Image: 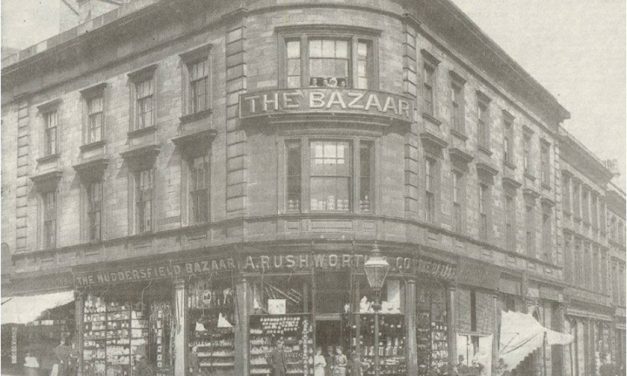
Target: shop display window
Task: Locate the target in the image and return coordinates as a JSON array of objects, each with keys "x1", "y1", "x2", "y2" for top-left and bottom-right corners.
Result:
[
  {"x1": 82, "y1": 282, "x2": 172, "y2": 376},
  {"x1": 187, "y1": 277, "x2": 235, "y2": 375},
  {"x1": 1, "y1": 301, "x2": 76, "y2": 376},
  {"x1": 416, "y1": 284, "x2": 449, "y2": 376},
  {"x1": 252, "y1": 275, "x2": 312, "y2": 315}
]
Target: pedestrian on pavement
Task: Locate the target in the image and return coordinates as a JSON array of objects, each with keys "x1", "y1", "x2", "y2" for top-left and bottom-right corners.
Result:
[{"x1": 269, "y1": 337, "x2": 288, "y2": 376}]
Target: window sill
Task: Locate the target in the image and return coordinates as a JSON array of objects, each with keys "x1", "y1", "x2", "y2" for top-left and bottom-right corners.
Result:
[
  {"x1": 128, "y1": 125, "x2": 157, "y2": 138},
  {"x1": 524, "y1": 172, "x2": 536, "y2": 181},
  {"x1": 180, "y1": 108, "x2": 213, "y2": 124},
  {"x1": 80, "y1": 140, "x2": 106, "y2": 152},
  {"x1": 450, "y1": 128, "x2": 468, "y2": 141},
  {"x1": 477, "y1": 145, "x2": 492, "y2": 156},
  {"x1": 37, "y1": 153, "x2": 60, "y2": 164},
  {"x1": 422, "y1": 112, "x2": 442, "y2": 126}
]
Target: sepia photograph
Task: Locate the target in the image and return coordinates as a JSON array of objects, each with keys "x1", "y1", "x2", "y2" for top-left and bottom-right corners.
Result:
[{"x1": 0, "y1": 0, "x2": 625, "y2": 376}]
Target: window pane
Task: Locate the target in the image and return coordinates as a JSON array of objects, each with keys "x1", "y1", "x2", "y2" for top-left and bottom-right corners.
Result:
[
  {"x1": 287, "y1": 77, "x2": 300, "y2": 89},
  {"x1": 286, "y1": 141, "x2": 301, "y2": 211},
  {"x1": 335, "y1": 40, "x2": 348, "y2": 58},
  {"x1": 357, "y1": 78, "x2": 368, "y2": 90},
  {"x1": 287, "y1": 59, "x2": 300, "y2": 75},
  {"x1": 309, "y1": 39, "x2": 322, "y2": 57},
  {"x1": 286, "y1": 40, "x2": 300, "y2": 58},
  {"x1": 322, "y1": 40, "x2": 335, "y2": 57},
  {"x1": 359, "y1": 142, "x2": 372, "y2": 212},
  {"x1": 310, "y1": 177, "x2": 350, "y2": 211},
  {"x1": 357, "y1": 42, "x2": 368, "y2": 57}
]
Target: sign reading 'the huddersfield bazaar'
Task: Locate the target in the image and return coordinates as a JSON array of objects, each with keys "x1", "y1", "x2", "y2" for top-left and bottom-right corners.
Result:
[
  {"x1": 239, "y1": 88, "x2": 415, "y2": 122},
  {"x1": 73, "y1": 253, "x2": 455, "y2": 287}
]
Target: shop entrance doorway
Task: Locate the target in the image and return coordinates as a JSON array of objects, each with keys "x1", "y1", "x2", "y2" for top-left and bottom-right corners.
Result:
[{"x1": 315, "y1": 319, "x2": 342, "y2": 351}]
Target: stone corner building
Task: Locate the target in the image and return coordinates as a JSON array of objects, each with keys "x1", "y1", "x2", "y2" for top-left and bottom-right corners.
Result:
[{"x1": 1, "y1": 1, "x2": 624, "y2": 375}]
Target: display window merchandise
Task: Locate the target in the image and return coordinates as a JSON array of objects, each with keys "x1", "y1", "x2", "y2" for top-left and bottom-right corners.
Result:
[{"x1": 81, "y1": 281, "x2": 173, "y2": 376}]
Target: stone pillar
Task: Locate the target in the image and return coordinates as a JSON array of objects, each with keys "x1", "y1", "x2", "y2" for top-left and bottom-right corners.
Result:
[
  {"x1": 404, "y1": 279, "x2": 418, "y2": 376},
  {"x1": 173, "y1": 279, "x2": 187, "y2": 376},
  {"x1": 448, "y1": 285, "x2": 457, "y2": 367},
  {"x1": 75, "y1": 291, "x2": 84, "y2": 376},
  {"x1": 235, "y1": 277, "x2": 250, "y2": 376}
]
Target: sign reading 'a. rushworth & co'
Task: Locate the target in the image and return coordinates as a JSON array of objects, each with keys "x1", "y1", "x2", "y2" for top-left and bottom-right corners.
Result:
[{"x1": 239, "y1": 88, "x2": 415, "y2": 122}]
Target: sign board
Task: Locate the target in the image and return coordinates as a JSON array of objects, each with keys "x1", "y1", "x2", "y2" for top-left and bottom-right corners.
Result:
[
  {"x1": 268, "y1": 299, "x2": 287, "y2": 315},
  {"x1": 240, "y1": 88, "x2": 414, "y2": 123},
  {"x1": 74, "y1": 252, "x2": 456, "y2": 288}
]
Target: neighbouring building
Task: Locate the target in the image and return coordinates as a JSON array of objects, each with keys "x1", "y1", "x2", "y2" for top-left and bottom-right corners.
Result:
[{"x1": 0, "y1": 1, "x2": 623, "y2": 376}]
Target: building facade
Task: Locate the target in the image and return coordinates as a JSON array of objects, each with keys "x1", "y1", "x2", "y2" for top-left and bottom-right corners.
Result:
[{"x1": 0, "y1": 0, "x2": 623, "y2": 376}]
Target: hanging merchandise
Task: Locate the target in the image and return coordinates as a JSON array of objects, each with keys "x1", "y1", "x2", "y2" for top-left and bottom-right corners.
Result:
[
  {"x1": 188, "y1": 278, "x2": 235, "y2": 375},
  {"x1": 248, "y1": 315, "x2": 314, "y2": 376},
  {"x1": 149, "y1": 302, "x2": 173, "y2": 376},
  {"x1": 416, "y1": 285, "x2": 449, "y2": 376}
]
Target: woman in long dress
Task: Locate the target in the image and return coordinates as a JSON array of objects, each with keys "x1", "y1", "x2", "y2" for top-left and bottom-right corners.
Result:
[
  {"x1": 314, "y1": 347, "x2": 327, "y2": 376},
  {"x1": 333, "y1": 347, "x2": 348, "y2": 376}
]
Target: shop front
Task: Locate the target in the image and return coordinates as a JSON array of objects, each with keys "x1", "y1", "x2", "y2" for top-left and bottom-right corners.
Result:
[{"x1": 71, "y1": 247, "x2": 456, "y2": 376}]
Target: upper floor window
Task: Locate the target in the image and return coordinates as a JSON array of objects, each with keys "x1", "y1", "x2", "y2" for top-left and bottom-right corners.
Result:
[
  {"x1": 540, "y1": 141, "x2": 551, "y2": 187},
  {"x1": 452, "y1": 171, "x2": 464, "y2": 233},
  {"x1": 285, "y1": 138, "x2": 373, "y2": 213},
  {"x1": 505, "y1": 193, "x2": 516, "y2": 252},
  {"x1": 582, "y1": 189, "x2": 589, "y2": 223},
  {"x1": 189, "y1": 60, "x2": 209, "y2": 114},
  {"x1": 80, "y1": 83, "x2": 106, "y2": 145},
  {"x1": 591, "y1": 194, "x2": 598, "y2": 229},
  {"x1": 542, "y1": 206, "x2": 552, "y2": 262},
  {"x1": 180, "y1": 45, "x2": 212, "y2": 116},
  {"x1": 423, "y1": 62, "x2": 436, "y2": 116},
  {"x1": 87, "y1": 181, "x2": 103, "y2": 242},
  {"x1": 280, "y1": 28, "x2": 378, "y2": 89},
  {"x1": 425, "y1": 158, "x2": 437, "y2": 223},
  {"x1": 503, "y1": 113, "x2": 514, "y2": 166},
  {"x1": 561, "y1": 173, "x2": 571, "y2": 213},
  {"x1": 43, "y1": 110, "x2": 58, "y2": 156},
  {"x1": 573, "y1": 181, "x2": 581, "y2": 218},
  {"x1": 525, "y1": 204, "x2": 535, "y2": 257},
  {"x1": 478, "y1": 183, "x2": 490, "y2": 241},
  {"x1": 477, "y1": 94, "x2": 490, "y2": 151},
  {"x1": 135, "y1": 169, "x2": 154, "y2": 234},
  {"x1": 135, "y1": 79, "x2": 154, "y2": 130},
  {"x1": 310, "y1": 141, "x2": 351, "y2": 211},
  {"x1": 449, "y1": 73, "x2": 466, "y2": 135},
  {"x1": 86, "y1": 95, "x2": 104, "y2": 143},
  {"x1": 523, "y1": 130, "x2": 533, "y2": 176},
  {"x1": 43, "y1": 190, "x2": 57, "y2": 249},
  {"x1": 189, "y1": 156, "x2": 209, "y2": 224},
  {"x1": 599, "y1": 200, "x2": 606, "y2": 233}
]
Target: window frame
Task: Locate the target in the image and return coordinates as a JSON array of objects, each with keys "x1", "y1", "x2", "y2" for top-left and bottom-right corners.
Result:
[
  {"x1": 452, "y1": 169, "x2": 465, "y2": 233},
  {"x1": 277, "y1": 26, "x2": 380, "y2": 90},
  {"x1": 542, "y1": 205, "x2": 553, "y2": 263},
  {"x1": 86, "y1": 180, "x2": 103, "y2": 242},
  {"x1": 505, "y1": 191, "x2": 516, "y2": 252},
  {"x1": 42, "y1": 190, "x2": 57, "y2": 249},
  {"x1": 134, "y1": 168, "x2": 154, "y2": 234},
  {"x1": 180, "y1": 44, "x2": 212, "y2": 117},
  {"x1": 80, "y1": 83, "x2": 107, "y2": 146},
  {"x1": 540, "y1": 140, "x2": 551, "y2": 187},
  {"x1": 503, "y1": 112, "x2": 515, "y2": 166},
  {"x1": 283, "y1": 136, "x2": 375, "y2": 214},
  {"x1": 43, "y1": 109, "x2": 59, "y2": 156},
  {"x1": 525, "y1": 203, "x2": 536, "y2": 258},
  {"x1": 478, "y1": 183, "x2": 490, "y2": 242},
  {"x1": 476, "y1": 92, "x2": 491, "y2": 152},
  {"x1": 424, "y1": 157, "x2": 438, "y2": 223},
  {"x1": 523, "y1": 129, "x2": 534, "y2": 177},
  {"x1": 309, "y1": 140, "x2": 353, "y2": 212},
  {"x1": 128, "y1": 65, "x2": 158, "y2": 132},
  {"x1": 187, "y1": 154, "x2": 210, "y2": 225},
  {"x1": 449, "y1": 71, "x2": 466, "y2": 136}
]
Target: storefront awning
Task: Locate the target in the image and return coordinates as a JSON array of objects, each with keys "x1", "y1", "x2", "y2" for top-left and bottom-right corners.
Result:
[
  {"x1": 499, "y1": 310, "x2": 573, "y2": 371},
  {"x1": 1, "y1": 291, "x2": 74, "y2": 325}
]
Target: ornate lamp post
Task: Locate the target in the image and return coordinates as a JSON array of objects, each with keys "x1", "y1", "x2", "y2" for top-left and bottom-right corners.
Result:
[{"x1": 363, "y1": 242, "x2": 390, "y2": 376}]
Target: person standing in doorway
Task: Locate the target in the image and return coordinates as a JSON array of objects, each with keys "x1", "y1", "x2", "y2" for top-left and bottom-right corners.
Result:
[
  {"x1": 325, "y1": 346, "x2": 335, "y2": 376},
  {"x1": 53, "y1": 337, "x2": 72, "y2": 376},
  {"x1": 269, "y1": 338, "x2": 288, "y2": 376},
  {"x1": 333, "y1": 346, "x2": 347, "y2": 376},
  {"x1": 314, "y1": 347, "x2": 327, "y2": 376}
]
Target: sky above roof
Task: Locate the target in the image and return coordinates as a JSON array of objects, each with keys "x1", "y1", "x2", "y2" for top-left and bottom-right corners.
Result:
[{"x1": 2, "y1": 0, "x2": 625, "y2": 188}]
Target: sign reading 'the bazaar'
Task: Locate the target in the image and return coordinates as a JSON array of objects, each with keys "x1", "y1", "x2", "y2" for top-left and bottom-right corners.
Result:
[{"x1": 240, "y1": 88, "x2": 414, "y2": 122}]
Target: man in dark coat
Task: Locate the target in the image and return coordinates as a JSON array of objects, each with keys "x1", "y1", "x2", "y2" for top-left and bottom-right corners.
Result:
[{"x1": 269, "y1": 338, "x2": 288, "y2": 376}]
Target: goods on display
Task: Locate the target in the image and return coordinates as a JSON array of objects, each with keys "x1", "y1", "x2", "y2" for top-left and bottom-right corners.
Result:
[
  {"x1": 416, "y1": 286, "x2": 449, "y2": 376},
  {"x1": 188, "y1": 279, "x2": 235, "y2": 375},
  {"x1": 82, "y1": 294, "x2": 172, "y2": 376},
  {"x1": 344, "y1": 314, "x2": 406, "y2": 376},
  {"x1": 249, "y1": 315, "x2": 314, "y2": 375}
]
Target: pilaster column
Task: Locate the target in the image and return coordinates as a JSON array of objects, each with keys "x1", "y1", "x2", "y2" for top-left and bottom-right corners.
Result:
[
  {"x1": 173, "y1": 279, "x2": 187, "y2": 376},
  {"x1": 235, "y1": 276, "x2": 250, "y2": 376},
  {"x1": 447, "y1": 285, "x2": 457, "y2": 367},
  {"x1": 404, "y1": 279, "x2": 418, "y2": 376},
  {"x1": 75, "y1": 291, "x2": 84, "y2": 376}
]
